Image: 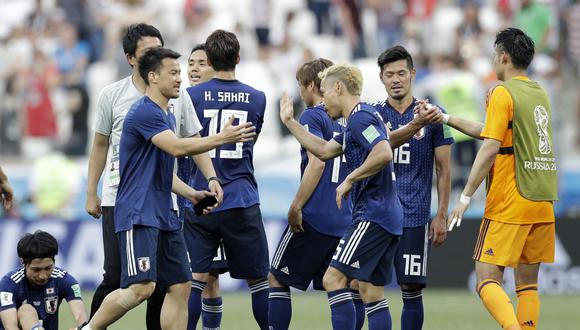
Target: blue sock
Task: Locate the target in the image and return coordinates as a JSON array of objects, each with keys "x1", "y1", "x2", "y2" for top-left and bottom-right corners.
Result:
[
  {"x1": 268, "y1": 287, "x2": 292, "y2": 330},
  {"x1": 202, "y1": 297, "x2": 223, "y2": 329},
  {"x1": 365, "y1": 300, "x2": 392, "y2": 330},
  {"x1": 249, "y1": 280, "x2": 269, "y2": 330},
  {"x1": 401, "y1": 289, "x2": 424, "y2": 330},
  {"x1": 187, "y1": 280, "x2": 206, "y2": 330},
  {"x1": 327, "y1": 288, "x2": 356, "y2": 330},
  {"x1": 350, "y1": 289, "x2": 365, "y2": 330}
]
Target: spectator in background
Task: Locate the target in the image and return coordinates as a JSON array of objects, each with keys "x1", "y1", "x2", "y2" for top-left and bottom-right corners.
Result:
[
  {"x1": 417, "y1": 55, "x2": 483, "y2": 189},
  {"x1": 253, "y1": 0, "x2": 271, "y2": 60},
  {"x1": 63, "y1": 85, "x2": 90, "y2": 156},
  {"x1": 54, "y1": 22, "x2": 90, "y2": 87},
  {"x1": 514, "y1": 0, "x2": 553, "y2": 53},
  {"x1": 566, "y1": 0, "x2": 580, "y2": 147},
  {"x1": 22, "y1": 49, "x2": 59, "y2": 159},
  {"x1": 455, "y1": 1, "x2": 484, "y2": 61},
  {"x1": 0, "y1": 75, "x2": 22, "y2": 156},
  {"x1": 334, "y1": 0, "x2": 366, "y2": 59},
  {"x1": 31, "y1": 153, "x2": 80, "y2": 219},
  {"x1": 368, "y1": 0, "x2": 406, "y2": 55},
  {"x1": 308, "y1": 0, "x2": 333, "y2": 35},
  {"x1": 0, "y1": 166, "x2": 14, "y2": 211},
  {"x1": 54, "y1": 22, "x2": 90, "y2": 156}
]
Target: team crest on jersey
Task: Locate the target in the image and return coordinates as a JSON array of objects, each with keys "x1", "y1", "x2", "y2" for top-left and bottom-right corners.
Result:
[
  {"x1": 46, "y1": 287, "x2": 55, "y2": 295},
  {"x1": 45, "y1": 296, "x2": 58, "y2": 314},
  {"x1": 138, "y1": 257, "x2": 151, "y2": 272},
  {"x1": 413, "y1": 127, "x2": 425, "y2": 140}
]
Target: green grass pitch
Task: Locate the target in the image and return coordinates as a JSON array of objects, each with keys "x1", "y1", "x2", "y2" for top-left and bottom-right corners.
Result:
[{"x1": 59, "y1": 289, "x2": 580, "y2": 329}]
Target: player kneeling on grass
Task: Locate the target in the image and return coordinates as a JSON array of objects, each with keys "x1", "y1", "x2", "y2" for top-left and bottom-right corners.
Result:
[
  {"x1": 0, "y1": 230, "x2": 87, "y2": 330},
  {"x1": 280, "y1": 63, "x2": 404, "y2": 330}
]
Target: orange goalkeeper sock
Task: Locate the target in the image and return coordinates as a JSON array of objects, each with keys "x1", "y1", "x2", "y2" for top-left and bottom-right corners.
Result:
[
  {"x1": 516, "y1": 284, "x2": 539, "y2": 329},
  {"x1": 477, "y1": 279, "x2": 520, "y2": 329}
]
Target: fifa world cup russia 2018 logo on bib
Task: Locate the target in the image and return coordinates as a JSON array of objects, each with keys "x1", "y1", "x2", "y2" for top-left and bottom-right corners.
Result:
[
  {"x1": 138, "y1": 257, "x2": 151, "y2": 272},
  {"x1": 534, "y1": 105, "x2": 551, "y2": 155}
]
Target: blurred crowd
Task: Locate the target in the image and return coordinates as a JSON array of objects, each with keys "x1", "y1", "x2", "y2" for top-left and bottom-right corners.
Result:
[{"x1": 0, "y1": 0, "x2": 579, "y2": 219}]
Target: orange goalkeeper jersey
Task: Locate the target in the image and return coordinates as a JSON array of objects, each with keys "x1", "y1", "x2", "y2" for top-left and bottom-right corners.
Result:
[{"x1": 480, "y1": 77, "x2": 555, "y2": 224}]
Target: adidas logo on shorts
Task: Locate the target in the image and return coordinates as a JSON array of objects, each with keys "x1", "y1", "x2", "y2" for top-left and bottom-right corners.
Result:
[
  {"x1": 350, "y1": 261, "x2": 360, "y2": 269},
  {"x1": 280, "y1": 266, "x2": 289, "y2": 275},
  {"x1": 485, "y1": 248, "x2": 495, "y2": 256}
]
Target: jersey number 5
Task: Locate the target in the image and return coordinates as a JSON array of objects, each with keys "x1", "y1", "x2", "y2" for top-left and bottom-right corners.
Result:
[{"x1": 204, "y1": 109, "x2": 249, "y2": 159}]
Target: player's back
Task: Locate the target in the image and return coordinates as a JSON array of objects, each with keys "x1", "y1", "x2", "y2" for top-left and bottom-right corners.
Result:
[
  {"x1": 299, "y1": 104, "x2": 352, "y2": 237},
  {"x1": 187, "y1": 78, "x2": 266, "y2": 212},
  {"x1": 342, "y1": 103, "x2": 403, "y2": 236}
]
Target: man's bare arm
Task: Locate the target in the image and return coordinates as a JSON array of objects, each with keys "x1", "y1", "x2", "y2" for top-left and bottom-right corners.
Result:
[
  {"x1": 68, "y1": 299, "x2": 88, "y2": 327},
  {"x1": 85, "y1": 133, "x2": 109, "y2": 218}
]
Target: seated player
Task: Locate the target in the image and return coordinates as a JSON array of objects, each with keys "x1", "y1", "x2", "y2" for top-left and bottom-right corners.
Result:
[{"x1": 0, "y1": 230, "x2": 87, "y2": 330}]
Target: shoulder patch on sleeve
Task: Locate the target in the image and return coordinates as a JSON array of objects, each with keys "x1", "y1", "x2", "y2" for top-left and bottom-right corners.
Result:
[
  {"x1": 443, "y1": 124, "x2": 453, "y2": 139},
  {"x1": 71, "y1": 284, "x2": 82, "y2": 298},
  {"x1": 1, "y1": 292, "x2": 13, "y2": 306},
  {"x1": 362, "y1": 125, "x2": 380, "y2": 144}
]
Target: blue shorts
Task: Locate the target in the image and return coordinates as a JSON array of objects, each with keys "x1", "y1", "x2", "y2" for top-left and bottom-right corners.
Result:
[
  {"x1": 394, "y1": 224, "x2": 431, "y2": 287},
  {"x1": 330, "y1": 220, "x2": 400, "y2": 286},
  {"x1": 183, "y1": 205, "x2": 269, "y2": 279},
  {"x1": 270, "y1": 221, "x2": 341, "y2": 291},
  {"x1": 118, "y1": 226, "x2": 191, "y2": 289}
]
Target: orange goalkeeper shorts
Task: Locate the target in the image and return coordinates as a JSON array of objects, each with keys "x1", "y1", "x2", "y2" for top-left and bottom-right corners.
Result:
[{"x1": 472, "y1": 218, "x2": 555, "y2": 267}]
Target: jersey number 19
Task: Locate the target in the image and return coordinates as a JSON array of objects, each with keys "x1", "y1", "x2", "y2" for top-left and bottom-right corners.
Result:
[{"x1": 204, "y1": 109, "x2": 248, "y2": 159}]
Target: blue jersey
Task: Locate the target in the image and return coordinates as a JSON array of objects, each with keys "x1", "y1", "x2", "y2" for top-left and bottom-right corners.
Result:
[
  {"x1": 299, "y1": 104, "x2": 352, "y2": 237},
  {"x1": 373, "y1": 99, "x2": 454, "y2": 227},
  {"x1": 0, "y1": 268, "x2": 82, "y2": 330},
  {"x1": 333, "y1": 103, "x2": 403, "y2": 235},
  {"x1": 115, "y1": 96, "x2": 178, "y2": 232},
  {"x1": 187, "y1": 78, "x2": 266, "y2": 212}
]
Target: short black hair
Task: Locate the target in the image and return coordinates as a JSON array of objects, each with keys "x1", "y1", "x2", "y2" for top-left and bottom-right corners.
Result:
[
  {"x1": 138, "y1": 47, "x2": 181, "y2": 85},
  {"x1": 122, "y1": 23, "x2": 164, "y2": 57},
  {"x1": 377, "y1": 45, "x2": 414, "y2": 73},
  {"x1": 190, "y1": 43, "x2": 205, "y2": 55},
  {"x1": 205, "y1": 30, "x2": 240, "y2": 71},
  {"x1": 296, "y1": 58, "x2": 334, "y2": 90},
  {"x1": 494, "y1": 27, "x2": 535, "y2": 70},
  {"x1": 17, "y1": 230, "x2": 58, "y2": 265}
]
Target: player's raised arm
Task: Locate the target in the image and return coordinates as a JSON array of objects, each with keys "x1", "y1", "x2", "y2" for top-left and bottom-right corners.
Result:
[
  {"x1": 151, "y1": 115, "x2": 256, "y2": 158},
  {"x1": 279, "y1": 93, "x2": 343, "y2": 160}
]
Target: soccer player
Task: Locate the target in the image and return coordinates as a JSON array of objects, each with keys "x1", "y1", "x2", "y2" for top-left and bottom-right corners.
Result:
[
  {"x1": 179, "y1": 43, "x2": 229, "y2": 330},
  {"x1": 184, "y1": 30, "x2": 270, "y2": 330},
  {"x1": 447, "y1": 27, "x2": 557, "y2": 330},
  {"x1": 0, "y1": 166, "x2": 13, "y2": 210},
  {"x1": 372, "y1": 45, "x2": 453, "y2": 330},
  {"x1": 268, "y1": 58, "x2": 353, "y2": 330},
  {"x1": 84, "y1": 24, "x2": 239, "y2": 330},
  {"x1": 0, "y1": 230, "x2": 87, "y2": 330},
  {"x1": 280, "y1": 63, "x2": 404, "y2": 330},
  {"x1": 82, "y1": 47, "x2": 256, "y2": 330}
]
